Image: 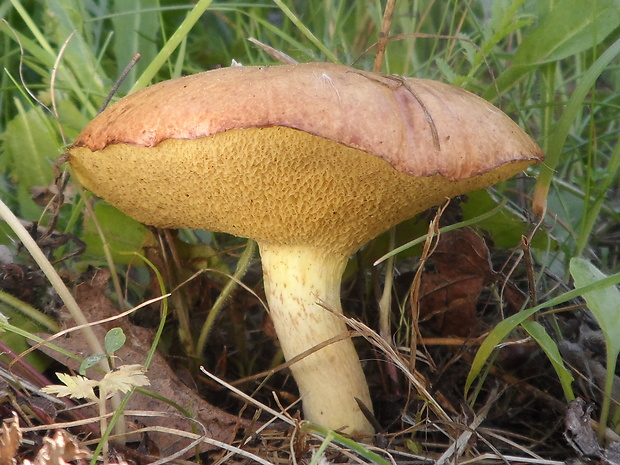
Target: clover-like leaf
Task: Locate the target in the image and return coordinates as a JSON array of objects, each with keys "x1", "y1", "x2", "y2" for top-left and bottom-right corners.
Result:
[
  {"x1": 104, "y1": 328, "x2": 126, "y2": 355},
  {"x1": 79, "y1": 353, "x2": 106, "y2": 375}
]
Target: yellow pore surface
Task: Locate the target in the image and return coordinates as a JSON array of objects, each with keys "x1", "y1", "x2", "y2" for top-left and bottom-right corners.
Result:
[{"x1": 70, "y1": 126, "x2": 530, "y2": 255}]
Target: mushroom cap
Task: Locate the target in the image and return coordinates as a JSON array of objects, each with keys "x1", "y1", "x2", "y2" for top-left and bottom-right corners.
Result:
[{"x1": 69, "y1": 62, "x2": 543, "y2": 255}]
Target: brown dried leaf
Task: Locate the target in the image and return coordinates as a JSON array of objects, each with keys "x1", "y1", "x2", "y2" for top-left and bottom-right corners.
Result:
[
  {"x1": 30, "y1": 430, "x2": 88, "y2": 465},
  {"x1": 37, "y1": 269, "x2": 251, "y2": 458},
  {"x1": 431, "y1": 227, "x2": 495, "y2": 279},
  {"x1": 0, "y1": 412, "x2": 21, "y2": 465},
  {"x1": 419, "y1": 228, "x2": 495, "y2": 337},
  {"x1": 419, "y1": 273, "x2": 483, "y2": 337},
  {"x1": 563, "y1": 398, "x2": 620, "y2": 464}
]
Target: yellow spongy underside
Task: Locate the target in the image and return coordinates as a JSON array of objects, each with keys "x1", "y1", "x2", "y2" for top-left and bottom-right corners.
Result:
[{"x1": 70, "y1": 126, "x2": 529, "y2": 254}]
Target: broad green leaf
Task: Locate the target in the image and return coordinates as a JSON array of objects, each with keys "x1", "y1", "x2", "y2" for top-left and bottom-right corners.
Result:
[
  {"x1": 0, "y1": 305, "x2": 51, "y2": 373},
  {"x1": 461, "y1": 190, "x2": 551, "y2": 249},
  {"x1": 514, "y1": 0, "x2": 619, "y2": 66},
  {"x1": 521, "y1": 319, "x2": 574, "y2": 401},
  {"x1": 0, "y1": 290, "x2": 59, "y2": 332},
  {"x1": 0, "y1": 223, "x2": 17, "y2": 247},
  {"x1": 570, "y1": 258, "x2": 620, "y2": 359},
  {"x1": 111, "y1": 0, "x2": 160, "y2": 94},
  {"x1": 44, "y1": 0, "x2": 108, "y2": 99},
  {"x1": 485, "y1": 0, "x2": 620, "y2": 99},
  {"x1": 576, "y1": 140, "x2": 620, "y2": 256},
  {"x1": 104, "y1": 328, "x2": 126, "y2": 355},
  {"x1": 465, "y1": 305, "x2": 539, "y2": 395},
  {"x1": 2, "y1": 100, "x2": 59, "y2": 220},
  {"x1": 570, "y1": 257, "x2": 620, "y2": 440},
  {"x1": 82, "y1": 203, "x2": 152, "y2": 265},
  {"x1": 465, "y1": 267, "x2": 620, "y2": 396}
]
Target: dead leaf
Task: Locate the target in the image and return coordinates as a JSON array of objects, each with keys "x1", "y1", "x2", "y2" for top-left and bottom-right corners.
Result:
[
  {"x1": 0, "y1": 412, "x2": 21, "y2": 465},
  {"x1": 29, "y1": 430, "x2": 88, "y2": 465},
  {"x1": 37, "y1": 269, "x2": 252, "y2": 459},
  {"x1": 564, "y1": 398, "x2": 620, "y2": 465},
  {"x1": 419, "y1": 228, "x2": 495, "y2": 337}
]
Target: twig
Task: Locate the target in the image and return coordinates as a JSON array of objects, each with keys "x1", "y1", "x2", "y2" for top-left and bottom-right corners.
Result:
[
  {"x1": 373, "y1": 0, "x2": 397, "y2": 73},
  {"x1": 248, "y1": 37, "x2": 297, "y2": 64},
  {"x1": 98, "y1": 53, "x2": 141, "y2": 113}
]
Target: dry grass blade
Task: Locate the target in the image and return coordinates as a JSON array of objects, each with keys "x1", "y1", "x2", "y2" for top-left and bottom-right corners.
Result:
[
  {"x1": 200, "y1": 366, "x2": 295, "y2": 427},
  {"x1": 16, "y1": 292, "x2": 170, "y2": 371},
  {"x1": 229, "y1": 331, "x2": 358, "y2": 388},
  {"x1": 408, "y1": 201, "x2": 448, "y2": 369},
  {"x1": 435, "y1": 389, "x2": 498, "y2": 464},
  {"x1": 459, "y1": 454, "x2": 564, "y2": 465},
  {"x1": 478, "y1": 428, "x2": 556, "y2": 463},
  {"x1": 78, "y1": 411, "x2": 271, "y2": 465},
  {"x1": 143, "y1": 427, "x2": 275, "y2": 465},
  {"x1": 336, "y1": 312, "x2": 451, "y2": 423},
  {"x1": 248, "y1": 37, "x2": 298, "y2": 64}
]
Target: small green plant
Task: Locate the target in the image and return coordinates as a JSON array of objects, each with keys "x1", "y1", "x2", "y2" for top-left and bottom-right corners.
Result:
[
  {"x1": 301, "y1": 422, "x2": 391, "y2": 465},
  {"x1": 466, "y1": 260, "x2": 620, "y2": 436},
  {"x1": 42, "y1": 328, "x2": 149, "y2": 462},
  {"x1": 78, "y1": 327, "x2": 127, "y2": 374},
  {"x1": 570, "y1": 258, "x2": 620, "y2": 443}
]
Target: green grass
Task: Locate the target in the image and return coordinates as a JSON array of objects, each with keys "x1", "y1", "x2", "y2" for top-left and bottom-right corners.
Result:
[{"x1": 0, "y1": 0, "x2": 619, "y2": 462}]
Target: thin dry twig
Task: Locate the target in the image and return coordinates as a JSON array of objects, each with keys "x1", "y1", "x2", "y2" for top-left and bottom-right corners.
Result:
[
  {"x1": 50, "y1": 31, "x2": 75, "y2": 144},
  {"x1": 98, "y1": 53, "x2": 141, "y2": 113},
  {"x1": 248, "y1": 37, "x2": 298, "y2": 64},
  {"x1": 373, "y1": 0, "x2": 397, "y2": 73},
  {"x1": 2, "y1": 19, "x2": 52, "y2": 116},
  {"x1": 353, "y1": 71, "x2": 441, "y2": 150},
  {"x1": 200, "y1": 367, "x2": 296, "y2": 428},
  {"x1": 354, "y1": 32, "x2": 500, "y2": 100},
  {"x1": 230, "y1": 331, "x2": 358, "y2": 387},
  {"x1": 497, "y1": 205, "x2": 547, "y2": 316},
  {"x1": 409, "y1": 200, "x2": 450, "y2": 370}
]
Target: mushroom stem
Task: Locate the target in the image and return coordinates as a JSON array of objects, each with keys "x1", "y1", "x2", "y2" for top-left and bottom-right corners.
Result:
[{"x1": 259, "y1": 243, "x2": 374, "y2": 435}]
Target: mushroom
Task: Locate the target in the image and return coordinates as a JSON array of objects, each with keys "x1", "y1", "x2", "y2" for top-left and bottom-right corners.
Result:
[{"x1": 68, "y1": 62, "x2": 544, "y2": 435}]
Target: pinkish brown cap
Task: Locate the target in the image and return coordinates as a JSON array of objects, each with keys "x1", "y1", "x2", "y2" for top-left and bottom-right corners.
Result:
[{"x1": 69, "y1": 62, "x2": 543, "y2": 256}]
